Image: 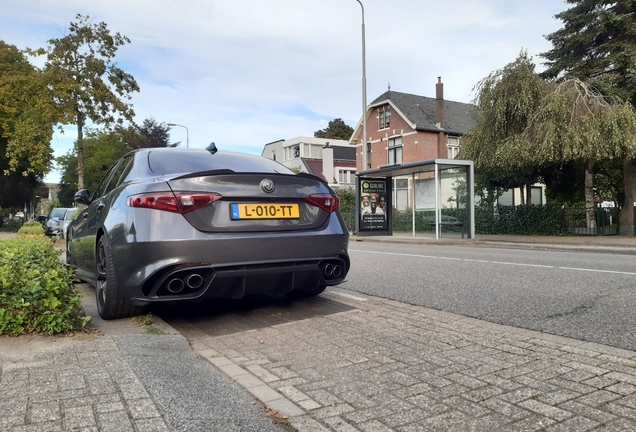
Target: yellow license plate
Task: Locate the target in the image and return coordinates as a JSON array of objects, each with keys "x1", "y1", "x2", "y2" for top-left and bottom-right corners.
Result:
[{"x1": 230, "y1": 203, "x2": 299, "y2": 220}]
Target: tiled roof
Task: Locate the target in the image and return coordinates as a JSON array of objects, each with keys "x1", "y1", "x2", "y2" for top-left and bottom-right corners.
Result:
[
  {"x1": 370, "y1": 90, "x2": 478, "y2": 135},
  {"x1": 303, "y1": 159, "x2": 326, "y2": 181}
]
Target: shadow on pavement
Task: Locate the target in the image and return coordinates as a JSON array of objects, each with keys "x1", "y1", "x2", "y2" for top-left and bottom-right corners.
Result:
[{"x1": 151, "y1": 294, "x2": 356, "y2": 338}]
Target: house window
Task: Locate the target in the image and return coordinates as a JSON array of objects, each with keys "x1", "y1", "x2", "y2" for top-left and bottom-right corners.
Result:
[
  {"x1": 338, "y1": 169, "x2": 355, "y2": 185},
  {"x1": 388, "y1": 136, "x2": 402, "y2": 165},
  {"x1": 531, "y1": 186, "x2": 543, "y2": 205},
  {"x1": 498, "y1": 189, "x2": 514, "y2": 206},
  {"x1": 272, "y1": 150, "x2": 276, "y2": 161},
  {"x1": 285, "y1": 145, "x2": 300, "y2": 160},
  {"x1": 366, "y1": 142, "x2": 371, "y2": 169},
  {"x1": 447, "y1": 136, "x2": 460, "y2": 159},
  {"x1": 378, "y1": 108, "x2": 390, "y2": 129},
  {"x1": 303, "y1": 143, "x2": 322, "y2": 158},
  {"x1": 393, "y1": 178, "x2": 409, "y2": 211}
]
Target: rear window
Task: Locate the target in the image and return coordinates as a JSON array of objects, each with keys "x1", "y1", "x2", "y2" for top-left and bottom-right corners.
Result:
[
  {"x1": 50, "y1": 208, "x2": 67, "y2": 218},
  {"x1": 148, "y1": 150, "x2": 293, "y2": 176}
]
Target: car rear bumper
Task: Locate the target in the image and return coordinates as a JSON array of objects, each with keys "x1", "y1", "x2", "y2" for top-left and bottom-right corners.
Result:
[{"x1": 110, "y1": 229, "x2": 349, "y2": 305}]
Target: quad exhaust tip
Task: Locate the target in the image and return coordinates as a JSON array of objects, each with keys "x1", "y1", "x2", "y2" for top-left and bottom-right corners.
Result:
[
  {"x1": 186, "y1": 274, "x2": 204, "y2": 289},
  {"x1": 166, "y1": 272, "x2": 205, "y2": 294},
  {"x1": 167, "y1": 278, "x2": 185, "y2": 294},
  {"x1": 321, "y1": 260, "x2": 344, "y2": 280}
]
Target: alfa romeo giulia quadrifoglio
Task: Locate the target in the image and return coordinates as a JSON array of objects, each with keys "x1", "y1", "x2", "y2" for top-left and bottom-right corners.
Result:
[{"x1": 66, "y1": 146, "x2": 350, "y2": 319}]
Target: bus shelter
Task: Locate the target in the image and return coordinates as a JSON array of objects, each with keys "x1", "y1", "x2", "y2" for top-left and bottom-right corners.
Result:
[{"x1": 356, "y1": 159, "x2": 474, "y2": 239}]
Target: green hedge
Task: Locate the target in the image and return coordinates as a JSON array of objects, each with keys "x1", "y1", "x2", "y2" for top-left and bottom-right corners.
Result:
[
  {"x1": 0, "y1": 226, "x2": 89, "y2": 336},
  {"x1": 473, "y1": 205, "x2": 570, "y2": 236},
  {"x1": 0, "y1": 219, "x2": 23, "y2": 232}
]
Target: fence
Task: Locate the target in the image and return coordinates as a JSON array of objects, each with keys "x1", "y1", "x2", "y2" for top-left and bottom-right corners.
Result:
[{"x1": 341, "y1": 205, "x2": 621, "y2": 237}]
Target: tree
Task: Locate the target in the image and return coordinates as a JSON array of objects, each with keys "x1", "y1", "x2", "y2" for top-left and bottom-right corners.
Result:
[
  {"x1": 118, "y1": 117, "x2": 172, "y2": 149},
  {"x1": 28, "y1": 14, "x2": 139, "y2": 190},
  {"x1": 56, "y1": 118, "x2": 171, "y2": 203},
  {"x1": 507, "y1": 79, "x2": 636, "y2": 227},
  {"x1": 463, "y1": 53, "x2": 636, "y2": 228},
  {"x1": 541, "y1": 0, "x2": 636, "y2": 233},
  {"x1": 0, "y1": 41, "x2": 54, "y2": 208},
  {"x1": 460, "y1": 52, "x2": 549, "y2": 204},
  {"x1": 314, "y1": 118, "x2": 354, "y2": 140}
]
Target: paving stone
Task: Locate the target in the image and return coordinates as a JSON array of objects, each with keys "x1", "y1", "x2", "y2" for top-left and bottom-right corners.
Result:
[
  {"x1": 517, "y1": 399, "x2": 573, "y2": 421},
  {"x1": 543, "y1": 415, "x2": 599, "y2": 432},
  {"x1": 504, "y1": 413, "x2": 557, "y2": 432},
  {"x1": 62, "y1": 405, "x2": 96, "y2": 429},
  {"x1": 96, "y1": 410, "x2": 134, "y2": 432},
  {"x1": 30, "y1": 401, "x2": 61, "y2": 423},
  {"x1": 323, "y1": 416, "x2": 361, "y2": 432}
]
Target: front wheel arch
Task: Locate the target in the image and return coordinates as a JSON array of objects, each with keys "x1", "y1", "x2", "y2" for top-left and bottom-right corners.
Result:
[{"x1": 95, "y1": 233, "x2": 138, "y2": 320}]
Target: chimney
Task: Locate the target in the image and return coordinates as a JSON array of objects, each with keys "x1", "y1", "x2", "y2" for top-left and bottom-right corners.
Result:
[
  {"x1": 436, "y1": 77, "x2": 444, "y2": 128},
  {"x1": 322, "y1": 142, "x2": 334, "y2": 185}
]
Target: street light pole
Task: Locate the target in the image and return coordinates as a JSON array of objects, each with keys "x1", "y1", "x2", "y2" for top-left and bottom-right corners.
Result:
[
  {"x1": 167, "y1": 123, "x2": 189, "y2": 148},
  {"x1": 355, "y1": 0, "x2": 367, "y2": 172}
]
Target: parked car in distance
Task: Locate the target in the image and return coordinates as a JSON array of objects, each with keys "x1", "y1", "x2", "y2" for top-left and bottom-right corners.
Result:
[
  {"x1": 60, "y1": 208, "x2": 79, "y2": 240},
  {"x1": 37, "y1": 215, "x2": 48, "y2": 229},
  {"x1": 66, "y1": 147, "x2": 350, "y2": 320},
  {"x1": 45, "y1": 207, "x2": 72, "y2": 237}
]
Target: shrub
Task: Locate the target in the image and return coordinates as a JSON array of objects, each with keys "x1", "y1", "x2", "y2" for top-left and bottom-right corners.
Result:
[
  {"x1": 0, "y1": 220, "x2": 22, "y2": 233},
  {"x1": 17, "y1": 222, "x2": 47, "y2": 239},
  {"x1": 0, "y1": 237, "x2": 90, "y2": 335}
]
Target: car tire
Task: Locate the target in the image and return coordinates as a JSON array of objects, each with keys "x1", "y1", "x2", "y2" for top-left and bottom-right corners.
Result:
[
  {"x1": 95, "y1": 236, "x2": 138, "y2": 320},
  {"x1": 286, "y1": 282, "x2": 327, "y2": 300},
  {"x1": 65, "y1": 237, "x2": 72, "y2": 265}
]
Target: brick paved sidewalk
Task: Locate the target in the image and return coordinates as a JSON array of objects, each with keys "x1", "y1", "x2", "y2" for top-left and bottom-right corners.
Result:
[
  {"x1": 193, "y1": 288, "x2": 636, "y2": 432},
  {"x1": 0, "y1": 335, "x2": 171, "y2": 432}
]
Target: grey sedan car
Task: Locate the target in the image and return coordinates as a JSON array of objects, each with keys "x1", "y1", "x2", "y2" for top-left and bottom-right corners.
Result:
[
  {"x1": 66, "y1": 147, "x2": 350, "y2": 319},
  {"x1": 45, "y1": 207, "x2": 72, "y2": 237}
]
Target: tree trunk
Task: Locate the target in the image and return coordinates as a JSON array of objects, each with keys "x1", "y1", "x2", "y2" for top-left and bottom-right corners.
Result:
[
  {"x1": 519, "y1": 187, "x2": 525, "y2": 205},
  {"x1": 619, "y1": 158, "x2": 636, "y2": 236},
  {"x1": 76, "y1": 110, "x2": 84, "y2": 190},
  {"x1": 585, "y1": 161, "x2": 596, "y2": 229},
  {"x1": 526, "y1": 183, "x2": 532, "y2": 205}
]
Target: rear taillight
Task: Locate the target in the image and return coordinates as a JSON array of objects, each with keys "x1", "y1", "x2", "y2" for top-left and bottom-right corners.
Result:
[
  {"x1": 128, "y1": 192, "x2": 222, "y2": 214},
  {"x1": 307, "y1": 194, "x2": 340, "y2": 213}
]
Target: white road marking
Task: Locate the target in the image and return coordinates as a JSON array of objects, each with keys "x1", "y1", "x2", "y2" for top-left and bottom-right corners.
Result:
[
  {"x1": 349, "y1": 249, "x2": 636, "y2": 276},
  {"x1": 327, "y1": 291, "x2": 368, "y2": 301}
]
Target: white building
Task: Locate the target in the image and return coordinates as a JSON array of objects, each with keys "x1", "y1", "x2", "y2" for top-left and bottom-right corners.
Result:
[{"x1": 261, "y1": 137, "x2": 357, "y2": 189}]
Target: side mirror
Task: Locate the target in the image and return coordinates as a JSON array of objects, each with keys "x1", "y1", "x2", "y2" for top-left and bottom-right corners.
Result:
[{"x1": 74, "y1": 189, "x2": 91, "y2": 205}]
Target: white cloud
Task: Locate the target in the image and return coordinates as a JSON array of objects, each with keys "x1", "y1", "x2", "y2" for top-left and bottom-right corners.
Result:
[{"x1": 2, "y1": 0, "x2": 568, "y2": 184}]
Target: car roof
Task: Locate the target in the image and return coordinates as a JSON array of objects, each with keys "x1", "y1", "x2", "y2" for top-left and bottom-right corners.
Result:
[{"x1": 132, "y1": 148, "x2": 294, "y2": 177}]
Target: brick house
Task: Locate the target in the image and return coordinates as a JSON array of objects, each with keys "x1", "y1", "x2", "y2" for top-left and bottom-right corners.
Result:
[
  {"x1": 350, "y1": 78, "x2": 479, "y2": 209},
  {"x1": 351, "y1": 78, "x2": 478, "y2": 171}
]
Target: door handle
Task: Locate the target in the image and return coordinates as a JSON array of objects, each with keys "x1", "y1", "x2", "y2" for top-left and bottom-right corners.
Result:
[{"x1": 97, "y1": 203, "x2": 105, "y2": 211}]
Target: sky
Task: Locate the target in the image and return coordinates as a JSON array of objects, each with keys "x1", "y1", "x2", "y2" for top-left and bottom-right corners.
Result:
[{"x1": 1, "y1": 0, "x2": 569, "y2": 184}]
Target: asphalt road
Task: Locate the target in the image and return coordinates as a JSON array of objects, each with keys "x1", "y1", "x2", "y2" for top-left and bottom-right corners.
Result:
[{"x1": 341, "y1": 242, "x2": 636, "y2": 351}]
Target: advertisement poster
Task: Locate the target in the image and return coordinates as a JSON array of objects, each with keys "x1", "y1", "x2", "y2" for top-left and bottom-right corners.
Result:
[{"x1": 360, "y1": 180, "x2": 388, "y2": 230}]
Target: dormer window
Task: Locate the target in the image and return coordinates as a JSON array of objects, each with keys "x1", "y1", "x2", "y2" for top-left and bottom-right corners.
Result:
[{"x1": 378, "y1": 108, "x2": 390, "y2": 130}]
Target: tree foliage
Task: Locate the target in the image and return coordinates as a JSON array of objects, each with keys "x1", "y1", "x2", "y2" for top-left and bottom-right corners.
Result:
[
  {"x1": 56, "y1": 118, "x2": 172, "y2": 205},
  {"x1": 118, "y1": 117, "x2": 172, "y2": 149},
  {"x1": 314, "y1": 118, "x2": 354, "y2": 140},
  {"x1": 462, "y1": 52, "x2": 636, "y2": 224},
  {"x1": 0, "y1": 41, "x2": 54, "y2": 208},
  {"x1": 541, "y1": 0, "x2": 636, "y2": 230},
  {"x1": 461, "y1": 52, "x2": 549, "y2": 199},
  {"x1": 28, "y1": 14, "x2": 139, "y2": 190},
  {"x1": 541, "y1": 0, "x2": 636, "y2": 105}
]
